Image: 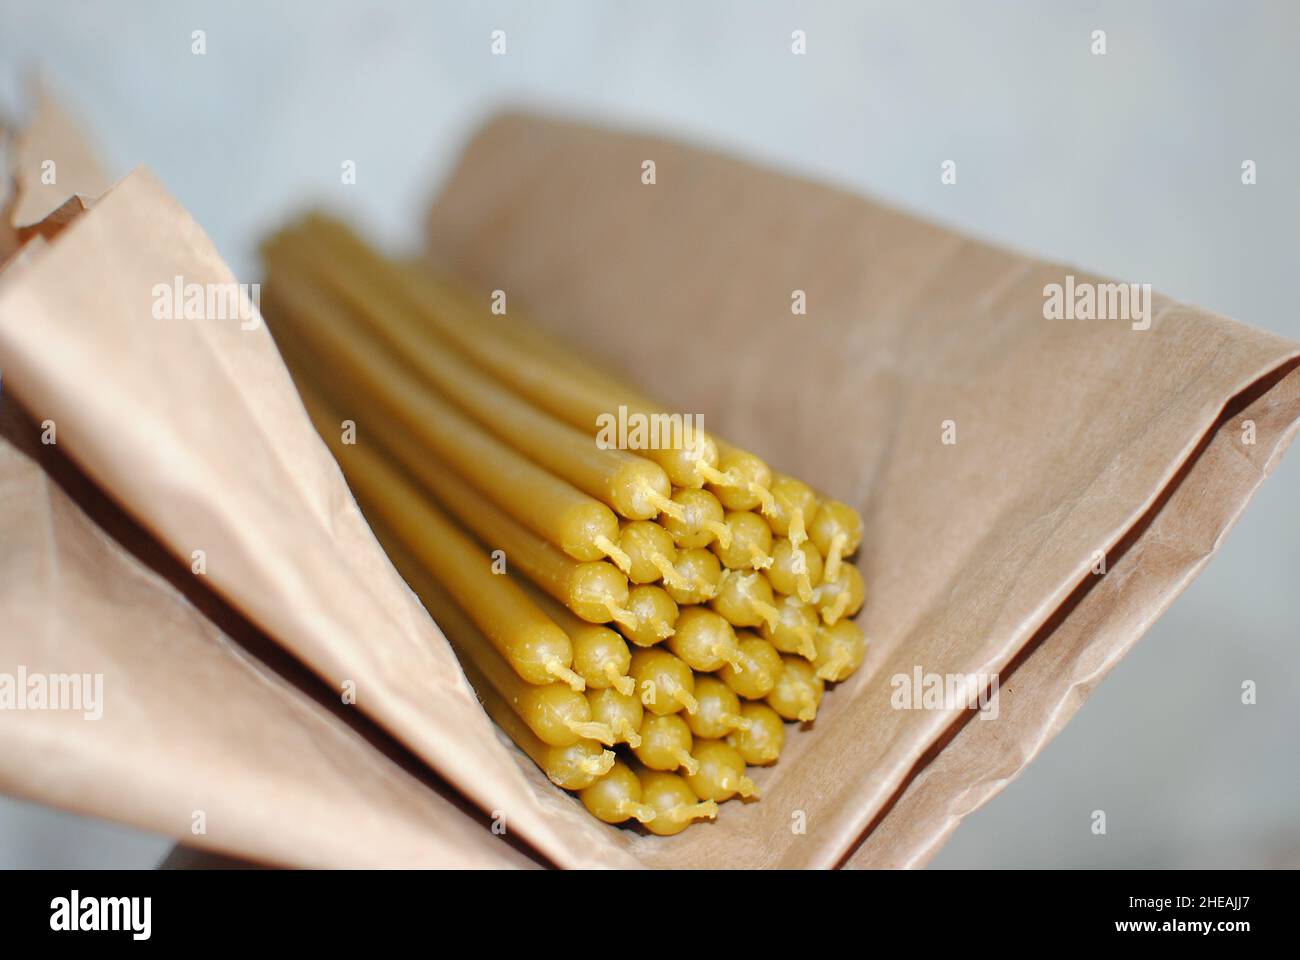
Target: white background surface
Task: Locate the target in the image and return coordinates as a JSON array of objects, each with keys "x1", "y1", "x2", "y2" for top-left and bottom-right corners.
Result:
[{"x1": 1, "y1": 0, "x2": 1297, "y2": 868}]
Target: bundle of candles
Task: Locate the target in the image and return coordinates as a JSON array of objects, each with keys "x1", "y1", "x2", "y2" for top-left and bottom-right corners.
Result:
[{"x1": 260, "y1": 214, "x2": 867, "y2": 836}]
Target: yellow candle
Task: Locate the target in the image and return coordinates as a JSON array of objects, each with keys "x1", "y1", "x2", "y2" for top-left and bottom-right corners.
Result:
[
  {"x1": 814, "y1": 619, "x2": 868, "y2": 682},
  {"x1": 629, "y1": 648, "x2": 698, "y2": 715},
  {"x1": 816, "y1": 562, "x2": 865, "y2": 626},
  {"x1": 466, "y1": 656, "x2": 615, "y2": 790},
  {"x1": 711, "y1": 569, "x2": 781, "y2": 631},
  {"x1": 298, "y1": 383, "x2": 582, "y2": 689},
  {"x1": 635, "y1": 767, "x2": 719, "y2": 836},
  {"x1": 622, "y1": 585, "x2": 679, "y2": 646},
  {"x1": 660, "y1": 488, "x2": 729, "y2": 549},
  {"x1": 302, "y1": 213, "x2": 728, "y2": 489},
  {"x1": 619, "y1": 520, "x2": 687, "y2": 589},
  {"x1": 521, "y1": 580, "x2": 634, "y2": 696},
  {"x1": 263, "y1": 260, "x2": 630, "y2": 568},
  {"x1": 760, "y1": 595, "x2": 820, "y2": 660},
  {"x1": 766, "y1": 537, "x2": 823, "y2": 603},
  {"x1": 809, "y1": 499, "x2": 864, "y2": 583},
  {"x1": 664, "y1": 548, "x2": 722, "y2": 605},
  {"x1": 580, "y1": 762, "x2": 657, "y2": 825},
  {"x1": 687, "y1": 740, "x2": 759, "y2": 802},
  {"x1": 766, "y1": 656, "x2": 824, "y2": 723},
  {"x1": 363, "y1": 422, "x2": 638, "y2": 629},
  {"x1": 719, "y1": 633, "x2": 782, "y2": 700},
  {"x1": 725, "y1": 703, "x2": 786, "y2": 766},
  {"x1": 633, "y1": 714, "x2": 700, "y2": 775},
  {"x1": 711, "y1": 510, "x2": 774, "y2": 571},
  {"x1": 268, "y1": 226, "x2": 683, "y2": 523},
  {"x1": 587, "y1": 686, "x2": 644, "y2": 748},
  {"x1": 686, "y1": 676, "x2": 752, "y2": 739},
  {"x1": 708, "y1": 440, "x2": 776, "y2": 514},
  {"x1": 666, "y1": 607, "x2": 743, "y2": 672},
  {"x1": 373, "y1": 522, "x2": 617, "y2": 756},
  {"x1": 765, "y1": 473, "x2": 820, "y2": 548}
]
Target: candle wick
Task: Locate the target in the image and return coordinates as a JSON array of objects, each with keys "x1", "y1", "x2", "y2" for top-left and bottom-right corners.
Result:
[
  {"x1": 605, "y1": 663, "x2": 635, "y2": 697},
  {"x1": 618, "y1": 800, "x2": 657, "y2": 824},
  {"x1": 580, "y1": 750, "x2": 617, "y2": 776},
  {"x1": 752, "y1": 599, "x2": 781, "y2": 631},
  {"x1": 796, "y1": 628, "x2": 817, "y2": 661},
  {"x1": 721, "y1": 711, "x2": 752, "y2": 732},
  {"x1": 749, "y1": 546, "x2": 774, "y2": 570},
  {"x1": 621, "y1": 725, "x2": 643, "y2": 749},
  {"x1": 594, "y1": 534, "x2": 633, "y2": 574},
  {"x1": 566, "y1": 719, "x2": 617, "y2": 745},
  {"x1": 817, "y1": 652, "x2": 851, "y2": 682},
  {"x1": 672, "y1": 687, "x2": 700, "y2": 715},
  {"x1": 653, "y1": 619, "x2": 674, "y2": 640},
  {"x1": 676, "y1": 751, "x2": 701, "y2": 776},
  {"x1": 694, "y1": 461, "x2": 731, "y2": 486},
  {"x1": 546, "y1": 659, "x2": 587, "y2": 692},
  {"x1": 650, "y1": 553, "x2": 690, "y2": 591},
  {"x1": 715, "y1": 645, "x2": 745, "y2": 673},
  {"x1": 703, "y1": 519, "x2": 733, "y2": 549},
  {"x1": 671, "y1": 800, "x2": 718, "y2": 824},
  {"x1": 820, "y1": 591, "x2": 850, "y2": 626},
  {"x1": 602, "y1": 599, "x2": 640, "y2": 630},
  {"x1": 751, "y1": 483, "x2": 777, "y2": 516},
  {"x1": 738, "y1": 776, "x2": 760, "y2": 799},
  {"x1": 788, "y1": 509, "x2": 808, "y2": 550},
  {"x1": 796, "y1": 573, "x2": 814, "y2": 604},
  {"x1": 636, "y1": 479, "x2": 687, "y2": 521},
  {"x1": 823, "y1": 531, "x2": 848, "y2": 583}
]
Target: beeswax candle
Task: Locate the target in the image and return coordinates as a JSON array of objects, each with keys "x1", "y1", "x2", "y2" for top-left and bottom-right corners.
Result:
[
  {"x1": 720, "y1": 633, "x2": 782, "y2": 700},
  {"x1": 634, "y1": 714, "x2": 700, "y2": 775},
  {"x1": 587, "y1": 686, "x2": 644, "y2": 748},
  {"x1": 708, "y1": 440, "x2": 776, "y2": 514},
  {"x1": 711, "y1": 569, "x2": 781, "y2": 631},
  {"x1": 814, "y1": 619, "x2": 868, "y2": 682},
  {"x1": 686, "y1": 676, "x2": 752, "y2": 739},
  {"x1": 760, "y1": 595, "x2": 820, "y2": 660},
  {"x1": 619, "y1": 520, "x2": 687, "y2": 589},
  {"x1": 265, "y1": 261, "x2": 628, "y2": 566},
  {"x1": 666, "y1": 607, "x2": 743, "y2": 672},
  {"x1": 664, "y1": 548, "x2": 722, "y2": 605},
  {"x1": 629, "y1": 648, "x2": 698, "y2": 715},
  {"x1": 270, "y1": 228, "x2": 683, "y2": 524},
  {"x1": 816, "y1": 562, "x2": 865, "y2": 626},
  {"x1": 765, "y1": 473, "x2": 820, "y2": 548},
  {"x1": 521, "y1": 580, "x2": 634, "y2": 696},
  {"x1": 687, "y1": 740, "x2": 758, "y2": 803},
  {"x1": 301, "y1": 216, "x2": 723, "y2": 491},
  {"x1": 297, "y1": 384, "x2": 583, "y2": 689},
  {"x1": 726, "y1": 703, "x2": 786, "y2": 766},
  {"x1": 711, "y1": 510, "x2": 774, "y2": 571},
  {"x1": 375, "y1": 432, "x2": 638, "y2": 629},
  {"x1": 635, "y1": 767, "x2": 719, "y2": 836},
  {"x1": 766, "y1": 656, "x2": 824, "y2": 723},
  {"x1": 660, "y1": 488, "x2": 729, "y2": 549},
  {"x1": 374, "y1": 525, "x2": 617, "y2": 757},
  {"x1": 580, "y1": 762, "x2": 656, "y2": 825},
  {"x1": 766, "y1": 538, "x2": 822, "y2": 604},
  {"x1": 622, "y1": 585, "x2": 679, "y2": 646},
  {"x1": 809, "y1": 499, "x2": 864, "y2": 584}
]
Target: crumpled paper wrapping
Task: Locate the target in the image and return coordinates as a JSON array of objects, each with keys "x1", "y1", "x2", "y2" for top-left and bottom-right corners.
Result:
[{"x1": 1, "y1": 103, "x2": 1297, "y2": 868}]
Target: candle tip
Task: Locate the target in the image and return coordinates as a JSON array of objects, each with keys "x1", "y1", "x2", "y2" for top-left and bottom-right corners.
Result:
[
  {"x1": 703, "y1": 519, "x2": 733, "y2": 549},
  {"x1": 721, "y1": 711, "x2": 752, "y2": 732},
  {"x1": 609, "y1": 670, "x2": 635, "y2": 697},
  {"x1": 624, "y1": 802, "x2": 657, "y2": 824},
  {"x1": 546, "y1": 660, "x2": 587, "y2": 692},
  {"x1": 595, "y1": 534, "x2": 633, "y2": 574},
  {"x1": 568, "y1": 720, "x2": 617, "y2": 745},
  {"x1": 695, "y1": 461, "x2": 731, "y2": 486}
]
